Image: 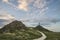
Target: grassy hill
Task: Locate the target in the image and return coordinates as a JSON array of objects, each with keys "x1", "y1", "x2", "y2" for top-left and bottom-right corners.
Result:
[
  {"x1": 34, "y1": 24, "x2": 51, "y2": 32},
  {"x1": 0, "y1": 20, "x2": 27, "y2": 33},
  {"x1": 0, "y1": 20, "x2": 60, "y2": 40},
  {"x1": 34, "y1": 24, "x2": 60, "y2": 40},
  {"x1": 0, "y1": 20, "x2": 42, "y2": 40}
]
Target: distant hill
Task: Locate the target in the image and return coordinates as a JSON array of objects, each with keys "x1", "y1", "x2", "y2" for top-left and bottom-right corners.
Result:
[
  {"x1": 34, "y1": 24, "x2": 51, "y2": 32},
  {"x1": 0, "y1": 20, "x2": 26, "y2": 33}
]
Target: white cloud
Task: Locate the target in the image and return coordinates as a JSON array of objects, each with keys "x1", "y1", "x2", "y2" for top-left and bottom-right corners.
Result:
[
  {"x1": 0, "y1": 13, "x2": 15, "y2": 20},
  {"x1": 2, "y1": 0, "x2": 8, "y2": 3},
  {"x1": 17, "y1": 0, "x2": 28, "y2": 11},
  {"x1": 2, "y1": 0, "x2": 18, "y2": 10},
  {"x1": 0, "y1": 8, "x2": 15, "y2": 20},
  {"x1": 33, "y1": 0, "x2": 48, "y2": 16},
  {"x1": 39, "y1": 7, "x2": 48, "y2": 16},
  {"x1": 2, "y1": 0, "x2": 48, "y2": 12},
  {"x1": 33, "y1": 0, "x2": 46, "y2": 9},
  {"x1": 0, "y1": 14, "x2": 14, "y2": 20},
  {"x1": 44, "y1": 22, "x2": 60, "y2": 32},
  {"x1": 2, "y1": 0, "x2": 28, "y2": 11}
]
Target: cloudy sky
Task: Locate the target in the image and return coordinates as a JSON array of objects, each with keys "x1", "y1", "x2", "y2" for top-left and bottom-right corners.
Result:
[{"x1": 0, "y1": 0, "x2": 60, "y2": 32}]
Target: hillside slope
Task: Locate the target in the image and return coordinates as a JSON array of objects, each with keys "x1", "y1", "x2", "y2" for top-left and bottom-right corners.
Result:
[
  {"x1": 34, "y1": 24, "x2": 60, "y2": 40},
  {"x1": 0, "y1": 20, "x2": 60, "y2": 40},
  {"x1": 0, "y1": 20, "x2": 42, "y2": 40},
  {"x1": 0, "y1": 20, "x2": 27, "y2": 33},
  {"x1": 34, "y1": 24, "x2": 51, "y2": 32}
]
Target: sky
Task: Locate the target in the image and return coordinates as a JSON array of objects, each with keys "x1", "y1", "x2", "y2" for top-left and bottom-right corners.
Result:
[{"x1": 0, "y1": 0, "x2": 60, "y2": 32}]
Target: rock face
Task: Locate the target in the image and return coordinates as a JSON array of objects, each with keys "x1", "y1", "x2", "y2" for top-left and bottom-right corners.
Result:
[{"x1": 0, "y1": 20, "x2": 26, "y2": 33}]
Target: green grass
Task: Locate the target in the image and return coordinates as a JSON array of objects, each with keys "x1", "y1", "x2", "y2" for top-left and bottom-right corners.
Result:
[
  {"x1": 1, "y1": 26, "x2": 60, "y2": 40},
  {"x1": 43, "y1": 31, "x2": 60, "y2": 40},
  {"x1": 0, "y1": 28, "x2": 42, "y2": 40},
  {"x1": 34, "y1": 25, "x2": 60, "y2": 40}
]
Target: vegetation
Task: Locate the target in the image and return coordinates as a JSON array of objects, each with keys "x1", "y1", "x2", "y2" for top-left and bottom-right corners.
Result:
[
  {"x1": 34, "y1": 24, "x2": 51, "y2": 32},
  {"x1": 34, "y1": 24, "x2": 60, "y2": 40},
  {"x1": 0, "y1": 20, "x2": 42, "y2": 40},
  {"x1": 0, "y1": 20, "x2": 60, "y2": 40},
  {"x1": 0, "y1": 28, "x2": 42, "y2": 40},
  {"x1": 43, "y1": 32, "x2": 60, "y2": 40}
]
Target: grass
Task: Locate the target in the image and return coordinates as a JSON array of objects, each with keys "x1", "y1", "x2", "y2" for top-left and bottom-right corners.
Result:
[
  {"x1": 0, "y1": 26, "x2": 60, "y2": 40},
  {"x1": 43, "y1": 31, "x2": 60, "y2": 40},
  {"x1": 34, "y1": 25, "x2": 60, "y2": 40},
  {"x1": 0, "y1": 28, "x2": 42, "y2": 40}
]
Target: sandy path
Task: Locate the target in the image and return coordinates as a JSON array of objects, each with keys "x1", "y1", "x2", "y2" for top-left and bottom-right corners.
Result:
[{"x1": 33, "y1": 32, "x2": 47, "y2": 40}]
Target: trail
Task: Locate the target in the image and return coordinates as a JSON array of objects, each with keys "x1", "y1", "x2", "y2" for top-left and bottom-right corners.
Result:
[{"x1": 33, "y1": 31, "x2": 47, "y2": 40}]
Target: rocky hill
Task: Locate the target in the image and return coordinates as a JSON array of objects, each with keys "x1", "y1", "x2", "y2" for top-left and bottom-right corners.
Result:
[{"x1": 0, "y1": 20, "x2": 27, "y2": 33}]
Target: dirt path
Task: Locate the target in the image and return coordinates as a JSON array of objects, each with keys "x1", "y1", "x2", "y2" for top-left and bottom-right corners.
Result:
[{"x1": 33, "y1": 32, "x2": 47, "y2": 40}]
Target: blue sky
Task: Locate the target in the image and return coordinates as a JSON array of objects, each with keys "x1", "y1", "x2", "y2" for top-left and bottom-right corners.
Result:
[{"x1": 0, "y1": 0, "x2": 60, "y2": 32}]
